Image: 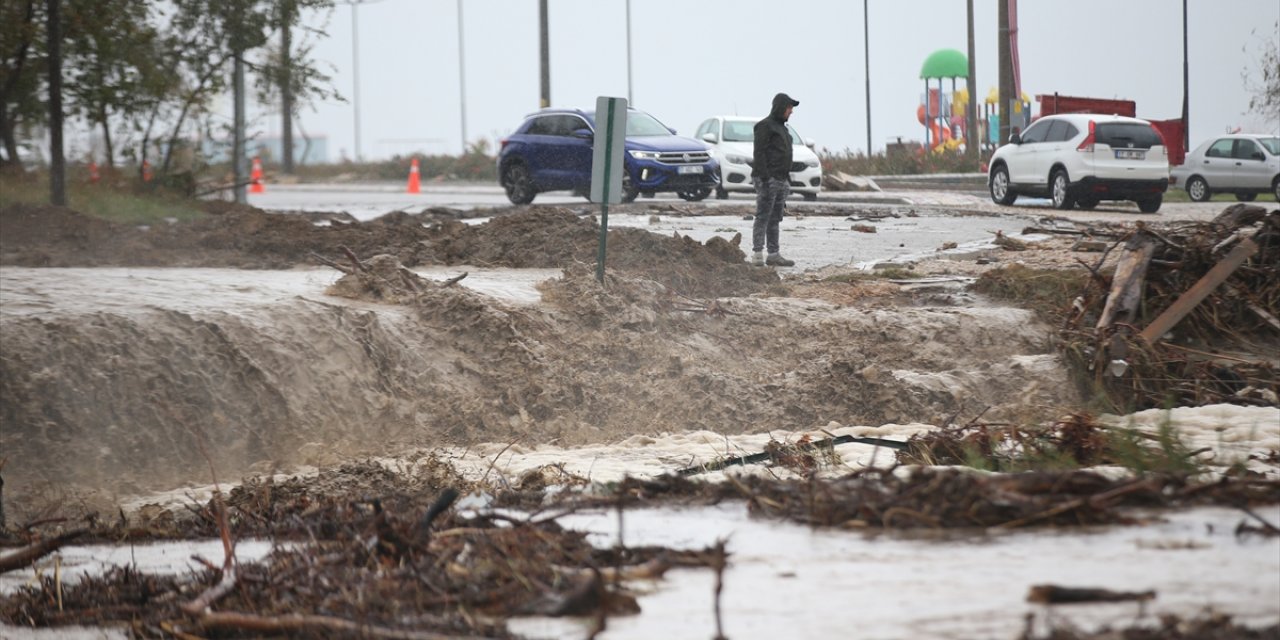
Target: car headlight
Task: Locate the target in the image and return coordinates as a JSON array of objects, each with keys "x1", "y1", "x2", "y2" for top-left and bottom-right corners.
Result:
[
  {"x1": 725, "y1": 154, "x2": 751, "y2": 165},
  {"x1": 805, "y1": 160, "x2": 819, "y2": 168},
  {"x1": 628, "y1": 150, "x2": 659, "y2": 160}
]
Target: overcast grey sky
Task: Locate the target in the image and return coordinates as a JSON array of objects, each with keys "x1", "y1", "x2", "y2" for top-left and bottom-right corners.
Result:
[{"x1": 259, "y1": 0, "x2": 1279, "y2": 161}]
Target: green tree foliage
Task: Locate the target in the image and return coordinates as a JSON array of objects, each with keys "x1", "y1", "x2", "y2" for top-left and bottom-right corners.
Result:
[
  {"x1": 1, "y1": 0, "x2": 337, "y2": 177},
  {"x1": 0, "y1": 0, "x2": 42, "y2": 168},
  {"x1": 63, "y1": 0, "x2": 168, "y2": 169}
]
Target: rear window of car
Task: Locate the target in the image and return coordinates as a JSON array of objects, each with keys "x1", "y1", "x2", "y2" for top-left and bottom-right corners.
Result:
[{"x1": 1096, "y1": 123, "x2": 1162, "y2": 149}]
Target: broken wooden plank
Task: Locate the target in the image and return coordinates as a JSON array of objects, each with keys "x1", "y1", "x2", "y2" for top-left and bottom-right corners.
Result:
[
  {"x1": 1096, "y1": 231, "x2": 1159, "y2": 330},
  {"x1": 1139, "y1": 237, "x2": 1259, "y2": 343},
  {"x1": 0, "y1": 529, "x2": 88, "y2": 574},
  {"x1": 1027, "y1": 584, "x2": 1156, "y2": 604}
]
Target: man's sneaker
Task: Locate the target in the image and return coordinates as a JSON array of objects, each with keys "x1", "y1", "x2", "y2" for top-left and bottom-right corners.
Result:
[
  {"x1": 751, "y1": 250, "x2": 765, "y2": 266},
  {"x1": 766, "y1": 253, "x2": 795, "y2": 267}
]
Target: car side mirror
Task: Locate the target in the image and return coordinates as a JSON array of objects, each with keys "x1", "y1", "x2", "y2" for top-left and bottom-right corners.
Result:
[
  {"x1": 701, "y1": 132, "x2": 717, "y2": 143},
  {"x1": 1009, "y1": 132, "x2": 1022, "y2": 145},
  {"x1": 668, "y1": 127, "x2": 677, "y2": 135},
  {"x1": 572, "y1": 128, "x2": 593, "y2": 139},
  {"x1": 804, "y1": 138, "x2": 816, "y2": 149},
  {"x1": 1253, "y1": 152, "x2": 1265, "y2": 161}
]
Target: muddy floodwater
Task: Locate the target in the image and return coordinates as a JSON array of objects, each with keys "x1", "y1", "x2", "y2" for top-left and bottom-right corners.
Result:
[
  {"x1": 2, "y1": 187, "x2": 1277, "y2": 639},
  {"x1": 2, "y1": 503, "x2": 1276, "y2": 640}
]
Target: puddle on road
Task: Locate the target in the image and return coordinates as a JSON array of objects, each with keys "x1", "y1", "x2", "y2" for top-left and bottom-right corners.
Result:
[{"x1": 510, "y1": 212, "x2": 1032, "y2": 272}]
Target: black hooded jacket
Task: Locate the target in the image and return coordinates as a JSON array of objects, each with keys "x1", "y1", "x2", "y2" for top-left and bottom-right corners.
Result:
[{"x1": 752, "y1": 93, "x2": 796, "y2": 181}]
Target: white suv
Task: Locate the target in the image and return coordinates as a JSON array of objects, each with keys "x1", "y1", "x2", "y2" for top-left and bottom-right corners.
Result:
[
  {"x1": 693, "y1": 115, "x2": 823, "y2": 201},
  {"x1": 988, "y1": 114, "x2": 1169, "y2": 213}
]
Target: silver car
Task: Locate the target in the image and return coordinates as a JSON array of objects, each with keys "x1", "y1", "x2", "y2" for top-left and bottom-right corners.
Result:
[{"x1": 1170, "y1": 134, "x2": 1280, "y2": 202}]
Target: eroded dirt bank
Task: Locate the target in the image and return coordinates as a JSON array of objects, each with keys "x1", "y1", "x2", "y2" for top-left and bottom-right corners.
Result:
[{"x1": 0, "y1": 259, "x2": 1072, "y2": 513}]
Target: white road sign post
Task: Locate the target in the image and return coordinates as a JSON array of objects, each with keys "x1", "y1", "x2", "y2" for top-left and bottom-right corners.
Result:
[{"x1": 591, "y1": 96, "x2": 627, "y2": 283}]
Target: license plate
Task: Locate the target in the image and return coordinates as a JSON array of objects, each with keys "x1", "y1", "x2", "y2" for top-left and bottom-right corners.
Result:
[
  {"x1": 677, "y1": 165, "x2": 704, "y2": 174},
  {"x1": 1115, "y1": 149, "x2": 1145, "y2": 160}
]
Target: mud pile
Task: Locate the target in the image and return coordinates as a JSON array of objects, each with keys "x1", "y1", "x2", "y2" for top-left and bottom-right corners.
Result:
[{"x1": 0, "y1": 203, "x2": 774, "y2": 297}]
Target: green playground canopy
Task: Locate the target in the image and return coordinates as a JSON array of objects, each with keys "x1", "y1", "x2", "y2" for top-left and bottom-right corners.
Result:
[{"x1": 920, "y1": 49, "x2": 968, "y2": 79}]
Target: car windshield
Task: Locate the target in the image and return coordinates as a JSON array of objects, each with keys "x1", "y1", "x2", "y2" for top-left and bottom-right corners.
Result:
[
  {"x1": 723, "y1": 120, "x2": 804, "y2": 145},
  {"x1": 1258, "y1": 137, "x2": 1280, "y2": 155},
  {"x1": 624, "y1": 110, "x2": 673, "y2": 137},
  {"x1": 724, "y1": 120, "x2": 754, "y2": 142}
]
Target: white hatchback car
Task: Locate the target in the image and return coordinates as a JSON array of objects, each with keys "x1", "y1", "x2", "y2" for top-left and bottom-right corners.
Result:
[
  {"x1": 1169, "y1": 134, "x2": 1280, "y2": 202},
  {"x1": 693, "y1": 115, "x2": 823, "y2": 201},
  {"x1": 988, "y1": 113, "x2": 1169, "y2": 213}
]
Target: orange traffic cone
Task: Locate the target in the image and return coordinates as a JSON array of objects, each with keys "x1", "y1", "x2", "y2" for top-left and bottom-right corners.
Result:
[
  {"x1": 88, "y1": 161, "x2": 100, "y2": 184},
  {"x1": 142, "y1": 160, "x2": 153, "y2": 182},
  {"x1": 250, "y1": 156, "x2": 265, "y2": 193},
  {"x1": 406, "y1": 158, "x2": 421, "y2": 194}
]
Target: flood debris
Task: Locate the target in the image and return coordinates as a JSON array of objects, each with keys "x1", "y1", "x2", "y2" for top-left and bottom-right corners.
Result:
[
  {"x1": 1026, "y1": 584, "x2": 1156, "y2": 605},
  {"x1": 0, "y1": 460, "x2": 726, "y2": 637},
  {"x1": 989, "y1": 204, "x2": 1280, "y2": 410},
  {"x1": 1020, "y1": 611, "x2": 1279, "y2": 640},
  {"x1": 676, "y1": 433, "x2": 908, "y2": 476},
  {"x1": 0, "y1": 528, "x2": 86, "y2": 574}
]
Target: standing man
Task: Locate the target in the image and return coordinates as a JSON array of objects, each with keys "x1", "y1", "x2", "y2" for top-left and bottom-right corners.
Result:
[{"x1": 751, "y1": 92, "x2": 800, "y2": 267}]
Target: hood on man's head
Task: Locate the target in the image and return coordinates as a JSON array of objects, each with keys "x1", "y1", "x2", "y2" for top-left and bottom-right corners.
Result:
[{"x1": 770, "y1": 93, "x2": 799, "y2": 118}]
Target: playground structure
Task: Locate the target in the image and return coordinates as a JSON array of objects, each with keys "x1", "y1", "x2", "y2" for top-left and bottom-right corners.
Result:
[
  {"x1": 916, "y1": 49, "x2": 1184, "y2": 165},
  {"x1": 917, "y1": 48, "x2": 1029, "y2": 156}
]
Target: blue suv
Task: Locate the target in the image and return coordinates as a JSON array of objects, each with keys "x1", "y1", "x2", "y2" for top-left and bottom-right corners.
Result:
[{"x1": 497, "y1": 107, "x2": 720, "y2": 204}]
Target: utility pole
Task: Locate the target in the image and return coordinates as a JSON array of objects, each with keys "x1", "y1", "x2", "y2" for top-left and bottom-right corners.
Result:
[
  {"x1": 46, "y1": 0, "x2": 66, "y2": 206},
  {"x1": 863, "y1": 0, "x2": 871, "y2": 155},
  {"x1": 539, "y1": 0, "x2": 550, "y2": 108},
  {"x1": 351, "y1": 2, "x2": 362, "y2": 160},
  {"x1": 965, "y1": 0, "x2": 978, "y2": 162},
  {"x1": 281, "y1": 0, "x2": 295, "y2": 173},
  {"x1": 1181, "y1": 0, "x2": 1189, "y2": 149},
  {"x1": 626, "y1": 0, "x2": 634, "y2": 104},
  {"x1": 997, "y1": 0, "x2": 1014, "y2": 145},
  {"x1": 457, "y1": 0, "x2": 467, "y2": 152}
]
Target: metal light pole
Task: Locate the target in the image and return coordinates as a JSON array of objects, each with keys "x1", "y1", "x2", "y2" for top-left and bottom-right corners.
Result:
[
  {"x1": 457, "y1": 0, "x2": 468, "y2": 152},
  {"x1": 863, "y1": 0, "x2": 871, "y2": 155},
  {"x1": 351, "y1": 2, "x2": 362, "y2": 161},
  {"x1": 626, "y1": 0, "x2": 633, "y2": 104},
  {"x1": 539, "y1": 0, "x2": 550, "y2": 108},
  {"x1": 336, "y1": 0, "x2": 380, "y2": 161}
]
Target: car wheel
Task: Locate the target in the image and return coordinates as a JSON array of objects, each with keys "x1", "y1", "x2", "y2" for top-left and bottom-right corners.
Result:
[
  {"x1": 621, "y1": 172, "x2": 639, "y2": 203},
  {"x1": 677, "y1": 188, "x2": 711, "y2": 202},
  {"x1": 802, "y1": 192, "x2": 818, "y2": 201},
  {"x1": 715, "y1": 186, "x2": 729, "y2": 200},
  {"x1": 1186, "y1": 176, "x2": 1211, "y2": 202},
  {"x1": 503, "y1": 162, "x2": 536, "y2": 205},
  {"x1": 1235, "y1": 193, "x2": 1257, "y2": 202},
  {"x1": 1136, "y1": 195, "x2": 1162, "y2": 214},
  {"x1": 1050, "y1": 169, "x2": 1075, "y2": 210},
  {"x1": 989, "y1": 165, "x2": 1016, "y2": 205},
  {"x1": 1274, "y1": 177, "x2": 1280, "y2": 201},
  {"x1": 1076, "y1": 197, "x2": 1099, "y2": 210}
]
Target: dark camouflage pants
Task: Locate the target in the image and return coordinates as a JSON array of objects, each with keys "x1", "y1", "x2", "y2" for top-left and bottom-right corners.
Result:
[{"x1": 752, "y1": 176, "x2": 790, "y2": 253}]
